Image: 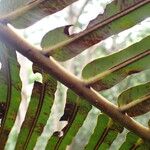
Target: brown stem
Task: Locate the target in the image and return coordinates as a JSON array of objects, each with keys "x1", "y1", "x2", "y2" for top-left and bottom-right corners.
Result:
[{"x1": 0, "y1": 23, "x2": 150, "y2": 140}]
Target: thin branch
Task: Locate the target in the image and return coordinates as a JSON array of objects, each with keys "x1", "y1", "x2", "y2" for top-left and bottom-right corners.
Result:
[{"x1": 0, "y1": 23, "x2": 150, "y2": 140}]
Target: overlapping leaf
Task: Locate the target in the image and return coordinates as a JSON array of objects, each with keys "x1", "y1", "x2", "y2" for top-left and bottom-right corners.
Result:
[
  {"x1": 0, "y1": 0, "x2": 150, "y2": 149},
  {"x1": 0, "y1": 0, "x2": 78, "y2": 28},
  {"x1": 15, "y1": 65, "x2": 57, "y2": 149},
  {"x1": 119, "y1": 132, "x2": 150, "y2": 150},
  {"x1": 82, "y1": 36, "x2": 150, "y2": 91},
  {"x1": 41, "y1": 0, "x2": 150, "y2": 61},
  {"x1": 0, "y1": 42, "x2": 21, "y2": 149},
  {"x1": 46, "y1": 89, "x2": 92, "y2": 150},
  {"x1": 118, "y1": 82, "x2": 150, "y2": 117},
  {"x1": 85, "y1": 114, "x2": 123, "y2": 150}
]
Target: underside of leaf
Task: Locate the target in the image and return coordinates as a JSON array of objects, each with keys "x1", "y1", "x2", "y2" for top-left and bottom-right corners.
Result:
[
  {"x1": 15, "y1": 64, "x2": 57, "y2": 149},
  {"x1": 82, "y1": 36, "x2": 150, "y2": 91},
  {"x1": 46, "y1": 89, "x2": 92, "y2": 150},
  {"x1": 118, "y1": 82, "x2": 150, "y2": 117},
  {"x1": 0, "y1": 0, "x2": 78, "y2": 28},
  {"x1": 0, "y1": 42, "x2": 21, "y2": 149},
  {"x1": 41, "y1": 0, "x2": 150, "y2": 61}
]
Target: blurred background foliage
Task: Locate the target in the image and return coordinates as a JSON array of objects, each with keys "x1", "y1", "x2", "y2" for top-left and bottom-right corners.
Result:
[{"x1": 5, "y1": 0, "x2": 150, "y2": 149}]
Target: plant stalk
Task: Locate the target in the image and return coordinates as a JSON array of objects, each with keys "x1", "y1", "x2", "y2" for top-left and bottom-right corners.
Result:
[{"x1": 0, "y1": 23, "x2": 150, "y2": 141}]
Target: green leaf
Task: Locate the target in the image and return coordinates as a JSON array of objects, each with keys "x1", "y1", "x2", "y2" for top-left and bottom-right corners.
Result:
[
  {"x1": 41, "y1": 0, "x2": 150, "y2": 61},
  {"x1": 0, "y1": 0, "x2": 78, "y2": 28},
  {"x1": 46, "y1": 89, "x2": 92, "y2": 150},
  {"x1": 82, "y1": 36, "x2": 150, "y2": 91},
  {"x1": 85, "y1": 114, "x2": 123, "y2": 150},
  {"x1": 41, "y1": 25, "x2": 72, "y2": 49},
  {"x1": 15, "y1": 65, "x2": 57, "y2": 149},
  {"x1": 119, "y1": 132, "x2": 150, "y2": 150},
  {"x1": 0, "y1": 42, "x2": 21, "y2": 149},
  {"x1": 83, "y1": 36, "x2": 150, "y2": 79},
  {"x1": 118, "y1": 82, "x2": 150, "y2": 117},
  {"x1": 0, "y1": 45, "x2": 8, "y2": 122}
]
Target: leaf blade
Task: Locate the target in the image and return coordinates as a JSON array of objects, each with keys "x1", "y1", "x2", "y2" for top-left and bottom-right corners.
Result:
[
  {"x1": 46, "y1": 89, "x2": 92, "y2": 150},
  {"x1": 0, "y1": 42, "x2": 22, "y2": 149},
  {"x1": 41, "y1": 0, "x2": 150, "y2": 61},
  {"x1": 85, "y1": 114, "x2": 123, "y2": 150},
  {"x1": 82, "y1": 36, "x2": 150, "y2": 91},
  {"x1": 119, "y1": 132, "x2": 150, "y2": 150},
  {"x1": 15, "y1": 66, "x2": 57, "y2": 149},
  {"x1": 118, "y1": 82, "x2": 150, "y2": 117},
  {"x1": 0, "y1": 0, "x2": 78, "y2": 28}
]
